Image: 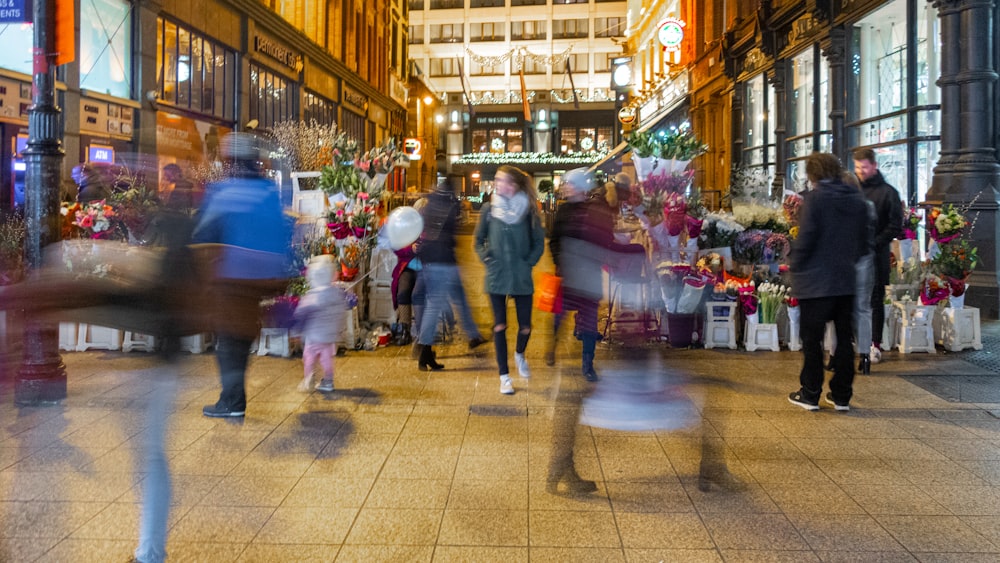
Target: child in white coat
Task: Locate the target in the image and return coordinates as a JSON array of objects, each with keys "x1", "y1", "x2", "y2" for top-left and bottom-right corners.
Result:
[{"x1": 293, "y1": 256, "x2": 348, "y2": 392}]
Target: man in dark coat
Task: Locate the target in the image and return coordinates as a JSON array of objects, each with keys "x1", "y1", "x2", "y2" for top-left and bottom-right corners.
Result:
[
  {"x1": 789, "y1": 153, "x2": 869, "y2": 411},
  {"x1": 853, "y1": 148, "x2": 902, "y2": 363}
]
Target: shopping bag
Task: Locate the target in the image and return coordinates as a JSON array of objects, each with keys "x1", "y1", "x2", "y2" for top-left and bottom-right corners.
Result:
[{"x1": 535, "y1": 272, "x2": 563, "y2": 314}]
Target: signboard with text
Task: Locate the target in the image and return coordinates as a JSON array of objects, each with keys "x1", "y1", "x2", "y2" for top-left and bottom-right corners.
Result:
[{"x1": 0, "y1": 0, "x2": 30, "y2": 23}]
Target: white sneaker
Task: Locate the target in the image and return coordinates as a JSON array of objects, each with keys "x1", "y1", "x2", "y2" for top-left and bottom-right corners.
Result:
[
  {"x1": 499, "y1": 375, "x2": 515, "y2": 395},
  {"x1": 514, "y1": 352, "x2": 531, "y2": 379},
  {"x1": 870, "y1": 345, "x2": 882, "y2": 364}
]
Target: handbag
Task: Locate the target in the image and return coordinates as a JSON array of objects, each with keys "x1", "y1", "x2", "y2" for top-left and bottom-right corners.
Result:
[{"x1": 535, "y1": 272, "x2": 563, "y2": 314}]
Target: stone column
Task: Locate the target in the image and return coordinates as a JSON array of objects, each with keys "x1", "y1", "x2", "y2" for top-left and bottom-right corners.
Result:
[
  {"x1": 18, "y1": 0, "x2": 67, "y2": 405},
  {"x1": 769, "y1": 65, "x2": 787, "y2": 199},
  {"x1": 731, "y1": 84, "x2": 744, "y2": 170},
  {"x1": 927, "y1": 0, "x2": 962, "y2": 198},
  {"x1": 822, "y1": 26, "x2": 848, "y2": 161}
]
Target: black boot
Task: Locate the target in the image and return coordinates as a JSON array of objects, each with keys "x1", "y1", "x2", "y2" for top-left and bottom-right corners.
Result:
[
  {"x1": 858, "y1": 353, "x2": 871, "y2": 375},
  {"x1": 418, "y1": 344, "x2": 444, "y2": 371},
  {"x1": 581, "y1": 335, "x2": 598, "y2": 382},
  {"x1": 546, "y1": 464, "x2": 597, "y2": 495},
  {"x1": 825, "y1": 355, "x2": 835, "y2": 372}
]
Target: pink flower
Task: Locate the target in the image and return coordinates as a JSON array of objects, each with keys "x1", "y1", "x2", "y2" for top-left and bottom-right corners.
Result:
[
  {"x1": 79, "y1": 215, "x2": 93, "y2": 228},
  {"x1": 358, "y1": 192, "x2": 369, "y2": 200}
]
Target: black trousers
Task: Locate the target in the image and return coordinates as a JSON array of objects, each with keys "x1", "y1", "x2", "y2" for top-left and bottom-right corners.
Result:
[{"x1": 799, "y1": 295, "x2": 856, "y2": 404}]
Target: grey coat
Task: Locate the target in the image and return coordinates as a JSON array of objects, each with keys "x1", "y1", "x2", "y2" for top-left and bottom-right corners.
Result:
[
  {"x1": 292, "y1": 285, "x2": 348, "y2": 344},
  {"x1": 474, "y1": 202, "x2": 545, "y2": 296}
]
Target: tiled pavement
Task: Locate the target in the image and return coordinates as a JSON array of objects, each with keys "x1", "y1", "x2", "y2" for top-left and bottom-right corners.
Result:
[{"x1": 3, "y1": 234, "x2": 1000, "y2": 562}]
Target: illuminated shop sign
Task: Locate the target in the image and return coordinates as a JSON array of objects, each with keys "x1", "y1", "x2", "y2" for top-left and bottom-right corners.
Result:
[{"x1": 657, "y1": 18, "x2": 686, "y2": 53}]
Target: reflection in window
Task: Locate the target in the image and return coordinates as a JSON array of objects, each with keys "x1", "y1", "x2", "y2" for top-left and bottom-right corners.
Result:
[
  {"x1": 471, "y1": 22, "x2": 505, "y2": 42},
  {"x1": 553, "y1": 19, "x2": 588, "y2": 39},
  {"x1": 742, "y1": 74, "x2": 775, "y2": 173},
  {"x1": 80, "y1": 0, "x2": 132, "y2": 99},
  {"x1": 511, "y1": 20, "x2": 546, "y2": 41},
  {"x1": 409, "y1": 25, "x2": 424, "y2": 44},
  {"x1": 430, "y1": 23, "x2": 464, "y2": 43},
  {"x1": 855, "y1": 2, "x2": 908, "y2": 121},
  {"x1": 429, "y1": 58, "x2": 459, "y2": 76}
]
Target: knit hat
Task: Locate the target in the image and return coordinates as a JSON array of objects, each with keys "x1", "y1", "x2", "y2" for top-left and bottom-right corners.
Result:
[
  {"x1": 219, "y1": 133, "x2": 260, "y2": 161},
  {"x1": 560, "y1": 168, "x2": 595, "y2": 198}
]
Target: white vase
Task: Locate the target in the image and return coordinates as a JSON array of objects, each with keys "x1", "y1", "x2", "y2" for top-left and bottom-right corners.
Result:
[
  {"x1": 786, "y1": 307, "x2": 801, "y2": 351},
  {"x1": 633, "y1": 156, "x2": 656, "y2": 181},
  {"x1": 949, "y1": 292, "x2": 965, "y2": 310}
]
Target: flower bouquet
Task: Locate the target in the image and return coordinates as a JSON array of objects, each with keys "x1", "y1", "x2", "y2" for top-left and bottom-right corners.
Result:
[
  {"x1": 928, "y1": 204, "x2": 967, "y2": 244},
  {"x1": 902, "y1": 207, "x2": 921, "y2": 240},
  {"x1": 337, "y1": 238, "x2": 364, "y2": 281},
  {"x1": 782, "y1": 194, "x2": 803, "y2": 228},
  {"x1": 110, "y1": 183, "x2": 161, "y2": 242},
  {"x1": 698, "y1": 211, "x2": 745, "y2": 250},
  {"x1": 755, "y1": 282, "x2": 787, "y2": 324},
  {"x1": 920, "y1": 273, "x2": 952, "y2": 306},
  {"x1": 929, "y1": 239, "x2": 977, "y2": 300},
  {"x1": 73, "y1": 200, "x2": 117, "y2": 239}
]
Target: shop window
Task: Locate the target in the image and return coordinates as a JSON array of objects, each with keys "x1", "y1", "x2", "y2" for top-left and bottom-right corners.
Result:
[
  {"x1": 741, "y1": 74, "x2": 775, "y2": 172},
  {"x1": 511, "y1": 0, "x2": 545, "y2": 5},
  {"x1": 430, "y1": 23, "x2": 464, "y2": 43},
  {"x1": 471, "y1": 60, "x2": 505, "y2": 76},
  {"x1": 595, "y1": 17, "x2": 625, "y2": 38},
  {"x1": 553, "y1": 19, "x2": 588, "y2": 40},
  {"x1": 430, "y1": 0, "x2": 464, "y2": 8},
  {"x1": 521, "y1": 58, "x2": 546, "y2": 75},
  {"x1": 304, "y1": 92, "x2": 337, "y2": 126},
  {"x1": 409, "y1": 25, "x2": 424, "y2": 45},
  {"x1": 249, "y1": 63, "x2": 297, "y2": 131},
  {"x1": 511, "y1": 20, "x2": 546, "y2": 41},
  {"x1": 408, "y1": 0, "x2": 424, "y2": 9},
  {"x1": 157, "y1": 17, "x2": 236, "y2": 122},
  {"x1": 80, "y1": 0, "x2": 132, "y2": 99},
  {"x1": 471, "y1": 0, "x2": 504, "y2": 6},
  {"x1": 429, "y1": 58, "x2": 459, "y2": 77},
  {"x1": 471, "y1": 22, "x2": 505, "y2": 42}
]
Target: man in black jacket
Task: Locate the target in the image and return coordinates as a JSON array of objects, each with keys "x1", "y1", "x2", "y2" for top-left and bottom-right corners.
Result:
[
  {"x1": 853, "y1": 148, "x2": 903, "y2": 364},
  {"x1": 789, "y1": 153, "x2": 869, "y2": 411}
]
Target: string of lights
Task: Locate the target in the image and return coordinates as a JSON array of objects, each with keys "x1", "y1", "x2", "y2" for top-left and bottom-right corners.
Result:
[{"x1": 465, "y1": 46, "x2": 574, "y2": 72}]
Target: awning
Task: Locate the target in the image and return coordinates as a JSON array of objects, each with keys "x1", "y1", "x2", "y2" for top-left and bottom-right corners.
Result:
[
  {"x1": 587, "y1": 141, "x2": 629, "y2": 174},
  {"x1": 635, "y1": 95, "x2": 691, "y2": 135}
]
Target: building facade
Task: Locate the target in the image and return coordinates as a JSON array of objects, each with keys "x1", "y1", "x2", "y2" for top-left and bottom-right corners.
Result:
[
  {"x1": 658, "y1": 0, "x2": 1000, "y2": 316},
  {"x1": 407, "y1": 0, "x2": 627, "y2": 191},
  {"x1": 0, "y1": 0, "x2": 407, "y2": 209}
]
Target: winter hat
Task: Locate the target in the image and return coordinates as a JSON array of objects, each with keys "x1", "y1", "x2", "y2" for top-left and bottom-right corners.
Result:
[
  {"x1": 560, "y1": 168, "x2": 595, "y2": 198},
  {"x1": 307, "y1": 255, "x2": 336, "y2": 288}
]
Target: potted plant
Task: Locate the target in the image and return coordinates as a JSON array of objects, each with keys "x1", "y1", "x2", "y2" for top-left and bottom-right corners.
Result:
[{"x1": 929, "y1": 239, "x2": 977, "y2": 309}]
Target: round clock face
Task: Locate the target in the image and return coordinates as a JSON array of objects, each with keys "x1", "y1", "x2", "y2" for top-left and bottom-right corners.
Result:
[
  {"x1": 491, "y1": 137, "x2": 505, "y2": 151},
  {"x1": 618, "y1": 106, "x2": 637, "y2": 124},
  {"x1": 580, "y1": 137, "x2": 594, "y2": 151},
  {"x1": 657, "y1": 19, "x2": 685, "y2": 51},
  {"x1": 612, "y1": 64, "x2": 632, "y2": 88}
]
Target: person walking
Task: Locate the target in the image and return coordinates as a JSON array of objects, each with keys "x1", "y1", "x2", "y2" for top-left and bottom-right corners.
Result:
[
  {"x1": 853, "y1": 148, "x2": 903, "y2": 365},
  {"x1": 194, "y1": 132, "x2": 293, "y2": 418},
  {"x1": 547, "y1": 168, "x2": 640, "y2": 381},
  {"x1": 474, "y1": 165, "x2": 545, "y2": 395},
  {"x1": 788, "y1": 153, "x2": 869, "y2": 411},
  {"x1": 414, "y1": 178, "x2": 488, "y2": 371},
  {"x1": 293, "y1": 256, "x2": 347, "y2": 392}
]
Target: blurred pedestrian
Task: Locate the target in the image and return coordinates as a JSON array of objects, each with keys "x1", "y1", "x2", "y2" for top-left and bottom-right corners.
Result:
[
  {"x1": 788, "y1": 153, "x2": 869, "y2": 411},
  {"x1": 161, "y1": 163, "x2": 194, "y2": 211},
  {"x1": 474, "y1": 165, "x2": 545, "y2": 395},
  {"x1": 194, "y1": 132, "x2": 293, "y2": 418},
  {"x1": 853, "y1": 148, "x2": 902, "y2": 366},
  {"x1": 414, "y1": 178, "x2": 488, "y2": 371},
  {"x1": 547, "y1": 168, "x2": 642, "y2": 380},
  {"x1": 293, "y1": 256, "x2": 347, "y2": 392}
]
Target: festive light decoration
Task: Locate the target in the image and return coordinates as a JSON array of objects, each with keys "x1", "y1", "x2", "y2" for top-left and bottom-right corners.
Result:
[
  {"x1": 466, "y1": 46, "x2": 574, "y2": 72},
  {"x1": 452, "y1": 151, "x2": 608, "y2": 166}
]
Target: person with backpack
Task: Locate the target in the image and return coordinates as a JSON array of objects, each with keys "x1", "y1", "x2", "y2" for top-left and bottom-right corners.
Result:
[{"x1": 474, "y1": 165, "x2": 545, "y2": 395}]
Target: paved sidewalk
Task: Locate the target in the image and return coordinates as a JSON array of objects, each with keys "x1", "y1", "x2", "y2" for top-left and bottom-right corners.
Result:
[{"x1": 2, "y1": 235, "x2": 1000, "y2": 562}]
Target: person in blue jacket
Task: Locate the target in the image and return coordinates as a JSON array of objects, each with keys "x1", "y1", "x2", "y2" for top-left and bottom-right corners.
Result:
[
  {"x1": 474, "y1": 165, "x2": 545, "y2": 395},
  {"x1": 193, "y1": 133, "x2": 293, "y2": 418}
]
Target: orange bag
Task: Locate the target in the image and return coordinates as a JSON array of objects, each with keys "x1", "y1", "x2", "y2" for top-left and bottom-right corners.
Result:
[{"x1": 535, "y1": 272, "x2": 563, "y2": 314}]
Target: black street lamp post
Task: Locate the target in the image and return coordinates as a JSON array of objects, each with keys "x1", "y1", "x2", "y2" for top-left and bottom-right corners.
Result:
[{"x1": 17, "y1": 0, "x2": 67, "y2": 405}]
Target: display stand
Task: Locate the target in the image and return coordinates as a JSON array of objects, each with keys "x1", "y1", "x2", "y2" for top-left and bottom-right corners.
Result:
[
  {"x1": 744, "y1": 316, "x2": 780, "y2": 351},
  {"x1": 290, "y1": 171, "x2": 327, "y2": 217},
  {"x1": 703, "y1": 302, "x2": 737, "y2": 349},
  {"x1": 894, "y1": 301, "x2": 936, "y2": 354},
  {"x1": 76, "y1": 324, "x2": 121, "y2": 351},
  {"x1": 179, "y1": 333, "x2": 214, "y2": 354},
  {"x1": 257, "y1": 328, "x2": 291, "y2": 357},
  {"x1": 59, "y1": 322, "x2": 77, "y2": 351},
  {"x1": 122, "y1": 331, "x2": 157, "y2": 353},
  {"x1": 936, "y1": 306, "x2": 982, "y2": 352}
]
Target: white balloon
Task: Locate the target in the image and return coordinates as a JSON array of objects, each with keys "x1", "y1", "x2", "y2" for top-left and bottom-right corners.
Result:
[{"x1": 386, "y1": 206, "x2": 424, "y2": 250}]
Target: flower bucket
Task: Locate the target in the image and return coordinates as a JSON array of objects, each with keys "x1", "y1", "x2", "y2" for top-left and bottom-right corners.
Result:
[
  {"x1": 633, "y1": 156, "x2": 657, "y2": 181},
  {"x1": 666, "y1": 313, "x2": 700, "y2": 348},
  {"x1": 949, "y1": 292, "x2": 965, "y2": 310},
  {"x1": 668, "y1": 159, "x2": 691, "y2": 174},
  {"x1": 341, "y1": 263, "x2": 359, "y2": 281}
]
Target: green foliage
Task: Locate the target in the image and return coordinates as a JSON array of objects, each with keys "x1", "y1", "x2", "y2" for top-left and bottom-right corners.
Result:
[
  {"x1": 319, "y1": 164, "x2": 367, "y2": 198},
  {"x1": 626, "y1": 130, "x2": 660, "y2": 158}
]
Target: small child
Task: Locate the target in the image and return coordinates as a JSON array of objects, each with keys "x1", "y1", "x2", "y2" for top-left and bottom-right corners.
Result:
[{"x1": 293, "y1": 256, "x2": 348, "y2": 392}]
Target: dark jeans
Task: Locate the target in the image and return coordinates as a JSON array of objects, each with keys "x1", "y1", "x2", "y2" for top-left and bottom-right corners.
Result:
[
  {"x1": 214, "y1": 334, "x2": 253, "y2": 411},
  {"x1": 799, "y1": 295, "x2": 856, "y2": 404},
  {"x1": 489, "y1": 294, "x2": 532, "y2": 375},
  {"x1": 870, "y1": 279, "x2": 886, "y2": 347}
]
